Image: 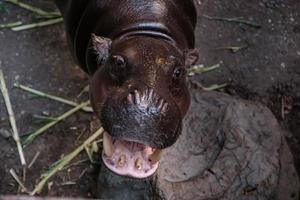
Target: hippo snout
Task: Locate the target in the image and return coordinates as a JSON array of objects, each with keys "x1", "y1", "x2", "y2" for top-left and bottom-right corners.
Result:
[
  {"x1": 100, "y1": 87, "x2": 182, "y2": 178},
  {"x1": 100, "y1": 88, "x2": 182, "y2": 149}
]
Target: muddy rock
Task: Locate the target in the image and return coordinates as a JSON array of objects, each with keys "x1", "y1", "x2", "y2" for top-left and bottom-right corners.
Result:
[{"x1": 155, "y1": 89, "x2": 299, "y2": 200}]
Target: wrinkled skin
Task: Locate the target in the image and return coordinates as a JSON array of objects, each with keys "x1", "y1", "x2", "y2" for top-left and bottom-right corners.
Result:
[
  {"x1": 55, "y1": 0, "x2": 198, "y2": 179},
  {"x1": 155, "y1": 89, "x2": 299, "y2": 200}
]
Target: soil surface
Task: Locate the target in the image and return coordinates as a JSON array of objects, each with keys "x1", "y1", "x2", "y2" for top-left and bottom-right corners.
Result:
[{"x1": 0, "y1": 0, "x2": 299, "y2": 198}]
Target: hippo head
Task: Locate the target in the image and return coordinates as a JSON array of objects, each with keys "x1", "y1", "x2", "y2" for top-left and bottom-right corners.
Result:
[{"x1": 88, "y1": 34, "x2": 198, "y2": 178}]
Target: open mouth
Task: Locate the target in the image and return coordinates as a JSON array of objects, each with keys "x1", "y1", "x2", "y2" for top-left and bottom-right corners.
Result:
[{"x1": 102, "y1": 131, "x2": 163, "y2": 178}]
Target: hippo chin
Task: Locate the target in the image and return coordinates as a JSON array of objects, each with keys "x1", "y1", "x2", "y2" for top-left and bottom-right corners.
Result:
[{"x1": 55, "y1": 0, "x2": 198, "y2": 178}]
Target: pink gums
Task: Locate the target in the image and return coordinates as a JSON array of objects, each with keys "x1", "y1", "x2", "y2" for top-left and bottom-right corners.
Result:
[{"x1": 102, "y1": 140, "x2": 159, "y2": 178}]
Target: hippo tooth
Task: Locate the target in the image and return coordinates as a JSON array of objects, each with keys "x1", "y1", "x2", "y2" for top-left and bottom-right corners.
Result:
[
  {"x1": 149, "y1": 149, "x2": 164, "y2": 164},
  {"x1": 118, "y1": 154, "x2": 126, "y2": 167},
  {"x1": 103, "y1": 132, "x2": 115, "y2": 157},
  {"x1": 135, "y1": 158, "x2": 143, "y2": 170}
]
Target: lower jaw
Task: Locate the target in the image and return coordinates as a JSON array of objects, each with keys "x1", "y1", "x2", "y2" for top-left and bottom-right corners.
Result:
[
  {"x1": 102, "y1": 152, "x2": 159, "y2": 179},
  {"x1": 102, "y1": 131, "x2": 163, "y2": 178}
]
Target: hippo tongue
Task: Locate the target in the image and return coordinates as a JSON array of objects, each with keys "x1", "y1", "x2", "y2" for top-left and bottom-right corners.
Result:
[{"x1": 102, "y1": 132, "x2": 162, "y2": 178}]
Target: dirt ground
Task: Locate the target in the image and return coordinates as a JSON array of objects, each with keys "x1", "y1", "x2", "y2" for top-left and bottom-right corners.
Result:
[{"x1": 0, "y1": 0, "x2": 299, "y2": 198}]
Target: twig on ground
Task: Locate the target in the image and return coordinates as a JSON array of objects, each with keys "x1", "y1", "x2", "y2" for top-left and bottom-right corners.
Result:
[
  {"x1": 23, "y1": 101, "x2": 90, "y2": 147},
  {"x1": 77, "y1": 85, "x2": 89, "y2": 98},
  {"x1": 84, "y1": 146, "x2": 93, "y2": 163},
  {"x1": 4, "y1": 0, "x2": 60, "y2": 18},
  {"x1": 34, "y1": 13, "x2": 61, "y2": 20},
  {"x1": 78, "y1": 168, "x2": 89, "y2": 180},
  {"x1": 204, "y1": 83, "x2": 228, "y2": 91},
  {"x1": 60, "y1": 181, "x2": 76, "y2": 186},
  {"x1": 95, "y1": 139, "x2": 103, "y2": 144},
  {"x1": 62, "y1": 158, "x2": 89, "y2": 171},
  {"x1": 84, "y1": 140, "x2": 100, "y2": 164},
  {"x1": 28, "y1": 151, "x2": 41, "y2": 169},
  {"x1": 31, "y1": 128, "x2": 104, "y2": 195},
  {"x1": 32, "y1": 115, "x2": 58, "y2": 124},
  {"x1": 216, "y1": 44, "x2": 249, "y2": 53},
  {"x1": 202, "y1": 14, "x2": 261, "y2": 29},
  {"x1": 0, "y1": 21, "x2": 22, "y2": 28},
  {"x1": 11, "y1": 18, "x2": 63, "y2": 31},
  {"x1": 9, "y1": 169, "x2": 29, "y2": 193},
  {"x1": 22, "y1": 167, "x2": 26, "y2": 183},
  {"x1": 14, "y1": 83, "x2": 93, "y2": 113},
  {"x1": 0, "y1": 70, "x2": 26, "y2": 166},
  {"x1": 190, "y1": 80, "x2": 228, "y2": 91},
  {"x1": 188, "y1": 64, "x2": 220, "y2": 76}
]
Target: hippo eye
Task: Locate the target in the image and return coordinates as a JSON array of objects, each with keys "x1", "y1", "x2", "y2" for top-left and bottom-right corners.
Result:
[
  {"x1": 112, "y1": 55, "x2": 126, "y2": 68},
  {"x1": 173, "y1": 68, "x2": 185, "y2": 79},
  {"x1": 110, "y1": 55, "x2": 127, "y2": 85}
]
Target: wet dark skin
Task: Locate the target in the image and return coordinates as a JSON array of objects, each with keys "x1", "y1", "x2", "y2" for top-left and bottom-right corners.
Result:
[
  {"x1": 91, "y1": 36, "x2": 192, "y2": 148},
  {"x1": 55, "y1": 0, "x2": 198, "y2": 198}
]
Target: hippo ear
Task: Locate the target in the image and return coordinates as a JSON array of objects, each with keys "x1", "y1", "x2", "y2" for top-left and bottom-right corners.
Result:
[
  {"x1": 91, "y1": 33, "x2": 112, "y2": 65},
  {"x1": 184, "y1": 49, "x2": 199, "y2": 68}
]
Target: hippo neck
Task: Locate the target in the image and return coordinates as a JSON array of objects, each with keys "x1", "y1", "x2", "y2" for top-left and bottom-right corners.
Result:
[{"x1": 112, "y1": 22, "x2": 176, "y2": 46}]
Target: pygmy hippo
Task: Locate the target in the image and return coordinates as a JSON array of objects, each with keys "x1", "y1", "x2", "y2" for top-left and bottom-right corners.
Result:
[{"x1": 55, "y1": 0, "x2": 198, "y2": 179}]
